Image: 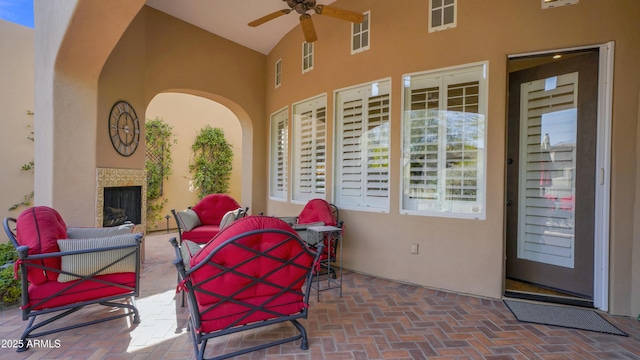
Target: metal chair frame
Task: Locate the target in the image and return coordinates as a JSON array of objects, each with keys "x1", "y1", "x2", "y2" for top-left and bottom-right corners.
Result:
[
  {"x1": 3, "y1": 217, "x2": 142, "y2": 352},
  {"x1": 170, "y1": 224, "x2": 323, "y2": 360}
]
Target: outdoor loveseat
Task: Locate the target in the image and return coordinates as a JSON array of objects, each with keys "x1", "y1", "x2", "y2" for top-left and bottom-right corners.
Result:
[{"x1": 171, "y1": 194, "x2": 247, "y2": 244}]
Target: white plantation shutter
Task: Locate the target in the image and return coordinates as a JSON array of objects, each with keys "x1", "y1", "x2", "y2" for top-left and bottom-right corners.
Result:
[
  {"x1": 293, "y1": 95, "x2": 326, "y2": 201},
  {"x1": 365, "y1": 94, "x2": 390, "y2": 202},
  {"x1": 269, "y1": 108, "x2": 288, "y2": 200},
  {"x1": 518, "y1": 72, "x2": 578, "y2": 268},
  {"x1": 445, "y1": 81, "x2": 481, "y2": 203},
  {"x1": 402, "y1": 64, "x2": 486, "y2": 218},
  {"x1": 335, "y1": 81, "x2": 390, "y2": 210},
  {"x1": 405, "y1": 77, "x2": 441, "y2": 207}
]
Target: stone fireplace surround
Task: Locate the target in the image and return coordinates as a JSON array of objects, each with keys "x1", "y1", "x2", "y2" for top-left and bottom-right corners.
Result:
[{"x1": 96, "y1": 167, "x2": 147, "y2": 234}]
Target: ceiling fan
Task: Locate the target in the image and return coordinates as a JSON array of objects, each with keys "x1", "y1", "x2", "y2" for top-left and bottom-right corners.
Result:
[{"x1": 248, "y1": 0, "x2": 364, "y2": 43}]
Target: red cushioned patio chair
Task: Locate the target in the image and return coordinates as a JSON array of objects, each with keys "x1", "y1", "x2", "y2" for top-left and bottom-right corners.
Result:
[
  {"x1": 170, "y1": 215, "x2": 323, "y2": 360},
  {"x1": 3, "y1": 206, "x2": 142, "y2": 352},
  {"x1": 278, "y1": 198, "x2": 343, "y2": 278},
  {"x1": 171, "y1": 194, "x2": 248, "y2": 244}
]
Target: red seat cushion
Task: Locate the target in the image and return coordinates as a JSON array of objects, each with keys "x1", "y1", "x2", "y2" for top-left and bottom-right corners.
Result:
[
  {"x1": 191, "y1": 194, "x2": 240, "y2": 226},
  {"x1": 298, "y1": 199, "x2": 336, "y2": 226},
  {"x1": 27, "y1": 273, "x2": 136, "y2": 310},
  {"x1": 16, "y1": 207, "x2": 68, "y2": 284},
  {"x1": 182, "y1": 225, "x2": 221, "y2": 244},
  {"x1": 189, "y1": 216, "x2": 312, "y2": 321}
]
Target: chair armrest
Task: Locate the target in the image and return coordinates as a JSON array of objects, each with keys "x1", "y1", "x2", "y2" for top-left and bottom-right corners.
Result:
[{"x1": 16, "y1": 233, "x2": 142, "y2": 260}]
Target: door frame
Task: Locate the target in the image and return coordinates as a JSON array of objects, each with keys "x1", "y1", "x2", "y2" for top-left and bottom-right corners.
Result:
[{"x1": 506, "y1": 41, "x2": 614, "y2": 311}]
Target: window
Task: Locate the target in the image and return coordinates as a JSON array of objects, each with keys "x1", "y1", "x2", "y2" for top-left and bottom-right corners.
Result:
[
  {"x1": 292, "y1": 95, "x2": 326, "y2": 202},
  {"x1": 269, "y1": 107, "x2": 288, "y2": 200},
  {"x1": 429, "y1": 0, "x2": 456, "y2": 32},
  {"x1": 302, "y1": 42, "x2": 314, "y2": 73},
  {"x1": 541, "y1": 0, "x2": 578, "y2": 9},
  {"x1": 351, "y1": 11, "x2": 370, "y2": 54},
  {"x1": 275, "y1": 59, "x2": 282, "y2": 88},
  {"x1": 401, "y1": 62, "x2": 487, "y2": 219},
  {"x1": 335, "y1": 80, "x2": 390, "y2": 211}
]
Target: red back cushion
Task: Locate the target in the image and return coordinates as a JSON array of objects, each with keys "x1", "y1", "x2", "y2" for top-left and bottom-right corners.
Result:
[
  {"x1": 191, "y1": 194, "x2": 240, "y2": 226},
  {"x1": 297, "y1": 198, "x2": 336, "y2": 226},
  {"x1": 16, "y1": 206, "x2": 68, "y2": 284},
  {"x1": 189, "y1": 216, "x2": 312, "y2": 307}
]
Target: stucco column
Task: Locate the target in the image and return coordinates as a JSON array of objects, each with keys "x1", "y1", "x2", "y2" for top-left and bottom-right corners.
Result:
[{"x1": 33, "y1": 0, "x2": 145, "y2": 225}]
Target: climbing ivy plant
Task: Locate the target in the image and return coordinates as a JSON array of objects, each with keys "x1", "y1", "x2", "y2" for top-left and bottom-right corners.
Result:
[
  {"x1": 189, "y1": 126, "x2": 233, "y2": 199},
  {"x1": 145, "y1": 117, "x2": 176, "y2": 230},
  {"x1": 9, "y1": 110, "x2": 34, "y2": 211}
]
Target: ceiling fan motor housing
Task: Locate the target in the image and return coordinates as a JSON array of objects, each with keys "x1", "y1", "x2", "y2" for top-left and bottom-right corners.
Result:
[{"x1": 286, "y1": 0, "x2": 317, "y2": 14}]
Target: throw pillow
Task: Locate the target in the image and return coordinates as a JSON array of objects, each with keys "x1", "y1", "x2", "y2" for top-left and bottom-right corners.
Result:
[
  {"x1": 66, "y1": 222, "x2": 135, "y2": 239},
  {"x1": 180, "y1": 240, "x2": 202, "y2": 270},
  {"x1": 177, "y1": 209, "x2": 201, "y2": 231},
  {"x1": 219, "y1": 209, "x2": 239, "y2": 230},
  {"x1": 57, "y1": 233, "x2": 139, "y2": 283}
]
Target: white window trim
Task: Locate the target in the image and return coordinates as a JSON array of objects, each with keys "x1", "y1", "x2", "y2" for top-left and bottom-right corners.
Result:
[
  {"x1": 351, "y1": 11, "x2": 370, "y2": 55},
  {"x1": 275, "y1": 59, "x2": 282, "y2": 88},
  {"x1": 400, "y1": 61, "x2": 488, "y2": 220},
  {"x1": 334, "y1": 78, "x2": 391, "y2": 213},
  {"x1": 429, "y1": 0, "x2": 457, "y2": 33},
  {"x1": 269, "y1": 107, "x2": 288, "y2": 201},
  {"x1": 541, "y1": 0, "x2": 578, "y2": 9},
  {"x1": 302, "y1": 42, "x2": 314, "y2": 73},
  {"x1": 292, "y1": 94, "x2": 327, "y2": 203}
]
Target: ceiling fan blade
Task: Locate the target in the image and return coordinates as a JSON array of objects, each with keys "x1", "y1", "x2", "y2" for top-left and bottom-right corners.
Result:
[
  {"x1": 248, "y1": 9, "x2": 291, "y2": 27},
  {"x1": 300, "y1": 14, "x2": 318, "y2": 42},
  {"x1": 315, "y1": 5, "x2": 364, "y2": 23}
]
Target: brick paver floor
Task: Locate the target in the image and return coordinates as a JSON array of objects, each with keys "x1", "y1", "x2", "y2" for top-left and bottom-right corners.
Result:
[{"x1": 1, "y1": 231, "x2": 639, "y2": 359}]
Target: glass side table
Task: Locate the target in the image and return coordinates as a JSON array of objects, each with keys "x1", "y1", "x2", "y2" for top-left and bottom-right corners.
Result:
[{"x1": 307, "y1": 225, "x2": 343, "y2": 301}]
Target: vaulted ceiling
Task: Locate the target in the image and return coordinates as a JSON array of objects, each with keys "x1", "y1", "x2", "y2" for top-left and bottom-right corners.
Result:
[{"x1": 145, "y1": 0, "x2": 337, "y2": 55}]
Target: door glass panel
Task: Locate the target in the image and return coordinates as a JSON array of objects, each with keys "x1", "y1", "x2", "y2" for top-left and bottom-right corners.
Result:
[{"x1": 517, "y1": 72, "x2": 578, "y2": 268}]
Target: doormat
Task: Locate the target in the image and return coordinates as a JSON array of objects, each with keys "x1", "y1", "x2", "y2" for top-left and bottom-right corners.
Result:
[{"x1": 504, "y1": 300, "x2": 628, "y2": 336}]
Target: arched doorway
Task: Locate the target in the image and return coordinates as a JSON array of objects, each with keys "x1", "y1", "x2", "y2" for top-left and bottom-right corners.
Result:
[{"x1": 145, "y1": 92, "x2": 245, "y2": 230}]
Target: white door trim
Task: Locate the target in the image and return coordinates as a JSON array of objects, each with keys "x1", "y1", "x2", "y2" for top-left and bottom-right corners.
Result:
[{"x1": 507, "y1": 42, "x2": 614, "y2": 311}]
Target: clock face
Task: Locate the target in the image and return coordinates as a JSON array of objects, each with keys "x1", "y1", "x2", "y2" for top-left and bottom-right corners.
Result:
[{"x1": 109, "y1": 101, "x2": 140, "y2": 157}]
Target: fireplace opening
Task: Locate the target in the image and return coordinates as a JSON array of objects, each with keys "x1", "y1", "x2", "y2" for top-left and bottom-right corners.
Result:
[{"x1": 103, "y1": 186, "x2": 142, "y2": 227}]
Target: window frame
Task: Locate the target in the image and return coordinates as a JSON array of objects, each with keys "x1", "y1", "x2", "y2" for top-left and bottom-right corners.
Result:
[
  {"x1": 400, "y1": 61, "x2": 488, "y2": 220},
  {"x1": 269, "y1": 107, "x2": 289, "y2": 201},
  {"x1": 351, "y1": 11, "x2": 370, "y2": 54},
  {"x1": 429, "y1": 0, "x2": 457, "y2": 33},
  {"x1": 275, "y1": 59, "x2": 282, "y2": 88},
  {"x1": 541, "y1": 0, "x2": 579, "y2": 9},
  {"x1": 291, "y1": 94, "x2": 327, "y2": 203},
  {"x1": 334, "y1": 78, "x2": 391, "y2": 212},
  {"x1": 302, "y1": 41, "x2": 314, "y2": 73}
]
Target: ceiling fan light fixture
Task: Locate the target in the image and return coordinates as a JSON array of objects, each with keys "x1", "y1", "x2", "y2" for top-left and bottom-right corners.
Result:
[{"x1": 294, "y1": 3, "x2": 306, "y2": 14}]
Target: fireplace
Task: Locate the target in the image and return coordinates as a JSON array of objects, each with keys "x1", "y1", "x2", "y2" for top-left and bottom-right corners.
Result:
[
  {"x1": 96, "y1": 168, "x2": 147, "y2": 232},
  {"x1": 95, "y1": 168, "x2": 147, "y2": 262},
  {"x1": 103, "y1": 186, "x2": 142, "y2": 226}
]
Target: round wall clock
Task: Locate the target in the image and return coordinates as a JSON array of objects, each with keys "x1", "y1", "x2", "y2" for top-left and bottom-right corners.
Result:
[{"x1": 109, "y1": 100, "x2": 140, "y2": 157}]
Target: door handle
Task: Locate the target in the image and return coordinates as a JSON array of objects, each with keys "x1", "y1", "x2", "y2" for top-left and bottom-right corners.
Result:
[
  {"x1": 507, "y1": 158, "x2": 513, "y2": 165},
  {"x1": 506, "y1": 200, "x2": 513, "y2": 206}
]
